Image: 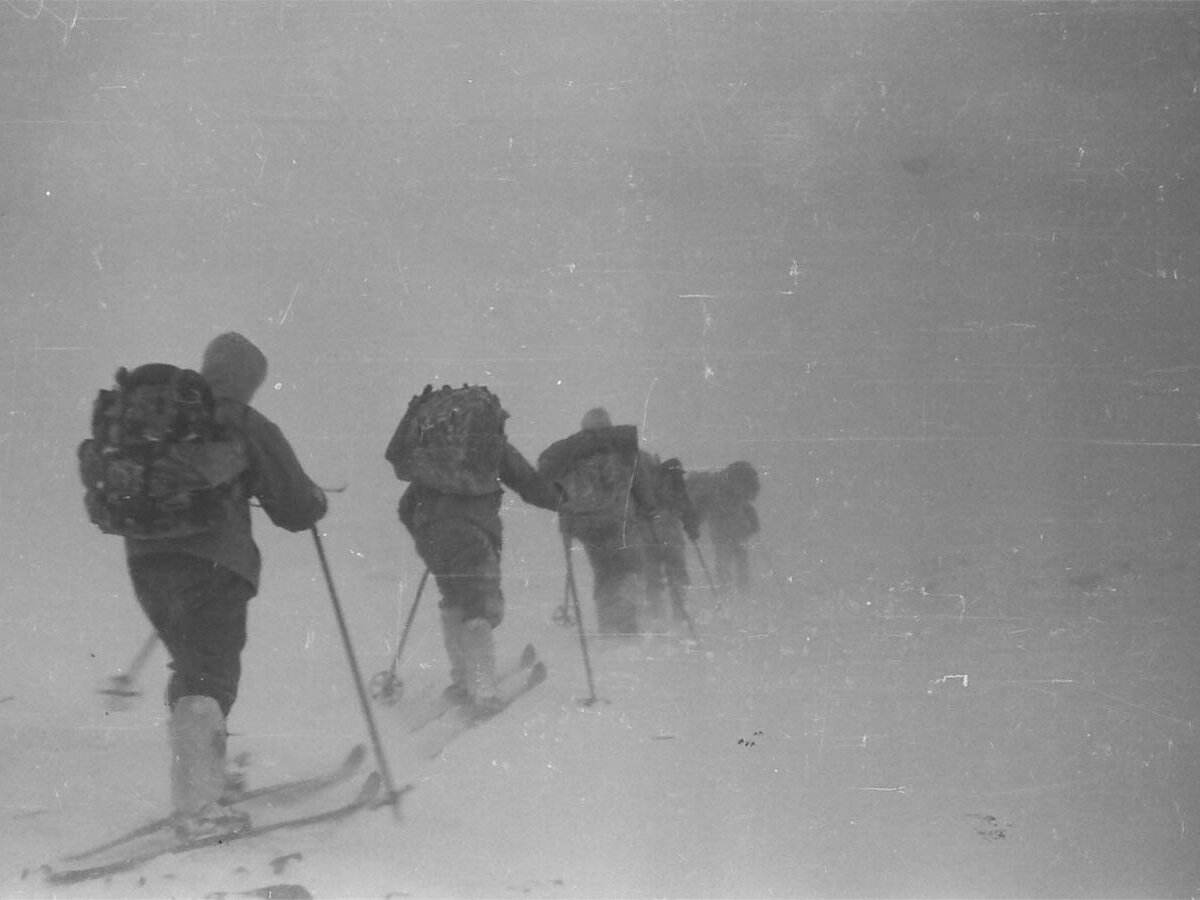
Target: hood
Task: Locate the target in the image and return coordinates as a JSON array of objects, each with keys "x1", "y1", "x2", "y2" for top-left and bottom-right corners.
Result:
[
  {"x1": 200, "y1": 332, "x2": 268, "y2": 404},
  {"x1": 580, "y1": 407, "x2": 612, "y2": 431}
]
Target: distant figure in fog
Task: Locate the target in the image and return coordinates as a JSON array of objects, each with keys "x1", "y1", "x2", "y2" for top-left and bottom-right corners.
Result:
[
  {"x1": 686, "y1": 461, "x2": 760, "y2": 593},
  {"x1": 641, "y1": 456, "x2": 701, "y2": 626}
]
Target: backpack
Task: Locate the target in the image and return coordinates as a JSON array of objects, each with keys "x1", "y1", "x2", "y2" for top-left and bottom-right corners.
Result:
[
  {"x1": 385, "y1": 384, "x2": 509, "y2": 495},
  {"x1": 723, "y1": 460, "x2": 760, "y2": 501},
  {"x1": 77, "y1": 364, "x2": 248, "y2": 539},
  {"x1": 538, "y1": 425, "x2": 639, "y2": 519}
]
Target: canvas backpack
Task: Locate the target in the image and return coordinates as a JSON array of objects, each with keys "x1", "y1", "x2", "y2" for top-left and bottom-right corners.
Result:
[
  {"x1": 77, "y1": 363, "x2": 249, "y2": 539},
  {"x1": 539, "y1": 425, "x2": 639, "y2": 520},
  {"x1": 385, "y1": 384, "x2": 509, "y2": 495},
  {"x1": 722, "y1": 460, "x2": 760, "y2": 501}
]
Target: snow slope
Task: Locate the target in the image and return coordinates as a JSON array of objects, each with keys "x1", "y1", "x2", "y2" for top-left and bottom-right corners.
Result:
[{"x1": 3, "y1": 450, "x2": 1199, "y2": 898}]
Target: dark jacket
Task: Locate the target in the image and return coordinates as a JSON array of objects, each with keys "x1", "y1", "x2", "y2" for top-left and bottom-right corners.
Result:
[
  {"x1": 125, "y1": 334, "x2": 326, "y2": 589},
  {"x1": 398, "y1": 442, "x2": 560, "y2": 550},
  {"x1": 687, "y1": 470, "x2": 759, "y2": 544},
  {"x1": 654, "y1": 458, "x2": 700, "y2": 541}
]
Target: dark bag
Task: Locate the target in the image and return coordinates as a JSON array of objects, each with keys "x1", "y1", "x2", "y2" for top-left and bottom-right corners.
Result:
[
  {"x1": 78, "y1": 364, "x2": 248, "y2": 539},
  {"x1": 723, "y1": 460, "x2": 760, "y2": 501},
  {"x1": 385, "y1": 384, "x2": 509, "y2": 495},
  {"x1": 538, "y1": 425, "x2": 639, "y2": 519}
]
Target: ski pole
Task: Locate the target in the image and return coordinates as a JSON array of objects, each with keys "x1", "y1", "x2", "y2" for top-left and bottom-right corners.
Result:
[
  {"x1": 370, "y1": 568, "x2": 429, "y2": 704},
  {"x1": 562, "y1": 530, "x2": 599, "y2": 706},
  {"x1": 673, "y1": 589, "x2": 700, "y2": 643},
  {"x1": 98, "y1": 631, "x2": 159, "y2": 705},
  {"x1": 310, "y1": 526, "x2": 404, "y2": 820},
  {"x1": 552, "y1": 569, "x2": 576, "y2": 627},
  {"x1": 689, "y1": 536, "x2": 721, "y2": 602},
  {"x1": 122, "y1": 631, "x2": 158, "y2": 680}
]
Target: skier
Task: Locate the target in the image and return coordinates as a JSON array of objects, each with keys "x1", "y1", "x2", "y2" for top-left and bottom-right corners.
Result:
[
  {"x1": 539, "y1": 407, "x2": 659, "y2": 635},
  {"x1": 122, "y1": 332, "x2": 328, "y2": 839},
  {"x1": 386, "y1": 387, "x2": 560, "y2": 712},
  {"x1": 641, "y1": 456, "x2": 700, "y2": 626},
  {"x1": 688, "y1": 460, "x2": 760, "y2": 593}
]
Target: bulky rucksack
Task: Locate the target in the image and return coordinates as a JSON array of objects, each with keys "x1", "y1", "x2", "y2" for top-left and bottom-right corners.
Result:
[
  {"x1": 77, "y1": 364, "x2": 248, "y2": 539},
  {"x1": 538, "y1": 425, "x2": 639, "y2": 519},
  {"x1": 385, "y1": 384, "x2": 509, "y2": 495},
  {"x1": 723, "y1": 460, "x2": 760, "y2": 501}
]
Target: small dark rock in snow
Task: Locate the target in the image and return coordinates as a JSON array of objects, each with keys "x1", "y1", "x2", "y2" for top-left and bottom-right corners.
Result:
[
  {"x1": 270, "y1": 852, "x2": 303, "y2": 875},
  {"x1": 966, "y1": 813, "x2": 1010, "y2": 840}
]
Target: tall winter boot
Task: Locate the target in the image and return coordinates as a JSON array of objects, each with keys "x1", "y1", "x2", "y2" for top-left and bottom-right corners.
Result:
[
  {"x1": 459, "y1": 618, "x2": 501, "y2": 713},
  {"x1": 169, "y1": 695, "x2": 249, "y2": 840},
  {"x1": 440, "y1": 606, "x2": 469, "y2": 703}
]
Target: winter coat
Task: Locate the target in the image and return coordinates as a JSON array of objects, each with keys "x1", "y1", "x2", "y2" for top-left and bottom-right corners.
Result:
[
  {"x1": 397, "y1": 442, "x2": 561, "y2": 550},
  {"x1": 686, "y1": 469, "x2": 760, "y2": 544},
  {"x1": 652, "y1": 458, "x2": 700, "y2": 541},
  {"x1": 124, "y1": 334, "x2": 327, "y2": 589}
]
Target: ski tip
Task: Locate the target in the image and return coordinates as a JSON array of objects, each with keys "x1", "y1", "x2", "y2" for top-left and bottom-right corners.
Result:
[
  {"x1": 359, "y1": 771, "x2": 384, "y2": 802},
  {"x1": 528, "y1": 661, "x2": 548, "y2": 685},
  {"x1": 519, "y1": 643, "x2": 537, "y2": 667}
]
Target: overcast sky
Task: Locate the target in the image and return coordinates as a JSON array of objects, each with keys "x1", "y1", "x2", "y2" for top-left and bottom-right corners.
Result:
[{"x1": 3, "y1": 1, "x2": 1199, "y2": 589}]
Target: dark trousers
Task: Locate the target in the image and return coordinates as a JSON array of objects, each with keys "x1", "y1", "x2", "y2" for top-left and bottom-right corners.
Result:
[
  {"x1": 129, "y1": 553, "x2": 255, "y2": 718},
  {"x1": 645, "y1": 518, "x2": 690, "y2": 612},
  {"x1": 567, "y1": 517, "x2": 645, "y2": 634},
  {"x1": 713, "y1": 539, "x2": 751, "y2": 591},
  {"x1": 410, "y1": 518, "x2": 504, "y2": 627}
]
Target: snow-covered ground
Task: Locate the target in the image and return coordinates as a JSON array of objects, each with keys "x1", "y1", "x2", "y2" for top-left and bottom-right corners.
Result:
[{"x1": 3, "y1": 441, "x2": 1198, "y2": 898}]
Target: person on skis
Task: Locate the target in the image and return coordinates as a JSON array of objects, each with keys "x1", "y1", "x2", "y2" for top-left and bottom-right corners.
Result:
[
  {"x1": 687, "y1": 460, "x2": 760, "y2": 593},
  {"x1": 539, "y1": 407, "x2": 659, "y2": 635},
  {"x1": 122, "y1": 332, "x2": 328, "y2": 839},
  {"x1": 386, "y1": 386, "x2": 560, "y2": 713},
  {"x1": 641, "y1": 456, "x2": 701, "y2": 627}
]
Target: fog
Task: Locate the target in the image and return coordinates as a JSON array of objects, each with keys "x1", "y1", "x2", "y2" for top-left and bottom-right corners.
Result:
[
  {"x1": 3, "y1": 2, "x2": 1200, "y2": 897},
  {"x1": 6, "y1": 2, "x2": 1200, "y2": 562}
]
